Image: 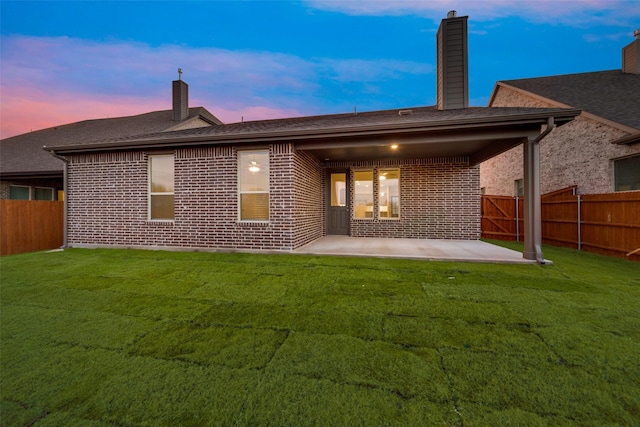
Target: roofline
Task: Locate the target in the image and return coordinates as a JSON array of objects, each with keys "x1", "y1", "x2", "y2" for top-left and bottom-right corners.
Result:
[
  {"x1": 163, "y1": 113, "x2": 221, "y2": 132},
  {"x1": 490, "y1": 82, "x2": 639, "y2": 134},
  {"x1": 0, "y1": 171, "x2": 63, "y2": 180},
  {"x1": 612, "y1": 132, "x2": 640, "y2": 145},
  {"x1": 44, "y1": 109, "x2": 580, "y2": 155}
]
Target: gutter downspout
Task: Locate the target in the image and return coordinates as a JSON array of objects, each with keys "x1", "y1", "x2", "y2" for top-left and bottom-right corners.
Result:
[
  {"x1": 523, "y1": 117, "x2": 555, "y2": 264},
  {"x1": 48, "y1": 149, "x2": 69, "y2": 249}
]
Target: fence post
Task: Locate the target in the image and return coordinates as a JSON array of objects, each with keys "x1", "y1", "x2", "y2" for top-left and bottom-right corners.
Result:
[
  {"x1": 577, "y1": 195, "x2": 581, "y2": 251},
  {"x1": 515, "y1": 196, "x2": 519, "y2": 242}
]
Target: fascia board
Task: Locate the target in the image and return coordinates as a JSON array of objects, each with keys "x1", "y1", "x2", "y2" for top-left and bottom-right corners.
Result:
[{"x1": 44, "y1": 109, "x2": 580, "y2": 155}]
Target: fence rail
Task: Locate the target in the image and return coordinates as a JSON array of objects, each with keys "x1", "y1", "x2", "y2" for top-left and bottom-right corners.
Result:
[
  {"x1": 481, "y1": 188, "x2": 640, "y2": 262},
  {"x1": 1, "y1": 200, "x2": 64, "y2": 256}
]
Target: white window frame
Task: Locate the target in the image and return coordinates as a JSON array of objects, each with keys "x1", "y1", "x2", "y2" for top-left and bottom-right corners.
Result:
[
  {"x1": 353, "y1": 169, "x2": 374, "y2": 220},
  {"x1": 238, "y1": 149, "x2": 270, "y2": 222},
  {"x1": 378, "y1": 168, "x2": 400, "y2": 220},
  {"x1": 9, "y1": 185, "x2": 31, "y2": 200},
  {"x1": 148, "y1": 154, "x2": 175, "y2": 221}
]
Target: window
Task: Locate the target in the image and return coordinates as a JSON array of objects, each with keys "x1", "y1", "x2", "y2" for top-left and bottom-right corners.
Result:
[
  {"x1": 9, "y1": 186, "x2": 30, "y2": 200},
  {"x1": 34, "y1": 187, "x2": 54, "y2": 200},
  {"x1": 239, "y1": 150, "x2": 269, "y2": 221},
  {"x1": 149, "y1": 154, "x2": 175, "y2": 220},
  {"x1": 614, "y1": 155, "x2": 640, "y2": 191},
  {"x1": 379, "y1": 169, "x2": 400, "y2": 218},
  {"x1": 8, "y1": 186, "x2": 55, "y2": 200},
  {"x1": 514, "y1": 179, "x2": 524, "y2": 197},
  {"x1": 330, "y1": 173, "x2": 346, "y2": 206},
  {"x1": 354, "y1": 170, "x2": 373, "y2": 219}
]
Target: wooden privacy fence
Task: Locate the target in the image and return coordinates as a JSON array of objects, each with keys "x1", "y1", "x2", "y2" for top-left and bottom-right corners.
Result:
[
  {"x1": 482, "y1": 187, "x2": 640, "y2": 262},
  {"x1": 1, "y1": 200, "x2": 64, "y2": 256}
]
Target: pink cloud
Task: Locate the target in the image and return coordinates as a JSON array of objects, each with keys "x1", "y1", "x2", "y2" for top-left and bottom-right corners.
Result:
[
  {"x1": 0, "y1": 86, "x2": 305, "y2": 138},
  {"x1": 1, "y1": 34, "x2": 433, "y2": 138},
  {"x1": 0, "y1": 85, "x2": 167, "y2": 139},
  {"x1": 0, "y1": 36, "x2": 313, "y2": 138}
]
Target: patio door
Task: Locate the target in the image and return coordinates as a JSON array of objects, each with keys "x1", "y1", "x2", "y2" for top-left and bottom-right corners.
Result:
[{"x1": 327, "y1": 171, "x2": 349, "y2": 235}]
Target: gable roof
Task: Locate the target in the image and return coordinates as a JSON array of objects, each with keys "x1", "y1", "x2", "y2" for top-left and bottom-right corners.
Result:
[
  {"x1": 46, "y1": 105, "x2": 580, "y2": 166},
  {"x1": 491, "y1": 70, "x2": 640, "y2": 131},
  {"x1": 1, "y1": 107, "x2": 219, "y2": 178}
]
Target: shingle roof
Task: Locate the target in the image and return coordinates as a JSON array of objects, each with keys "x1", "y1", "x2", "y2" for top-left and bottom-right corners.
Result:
[
  {"x1": 499, "y1": 70, "x2": 640, "y2": 130},
  {"x1": 43, "y1": 105, "x2": 580, "y2": 165},
  {"x1": 0, "y1": 107, "x2": 217, "y2": 177},
  {"x1": 51, "y1": 105, "x2": 578, "y2": 150}
]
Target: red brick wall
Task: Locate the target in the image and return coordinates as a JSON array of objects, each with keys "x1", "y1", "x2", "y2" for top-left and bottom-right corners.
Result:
[
  {"x1": 293, "y1": 149, "x2": 324, "y2": 248},
  {"x1": 66, "y1": 147, "x2": 479, "y2": 251},
  {"x1": 327, "y1": 158, "x2": 480, "y2": 240},
  {"x1": 68, "y1": 145, "x2": 303, "y2": 250}
]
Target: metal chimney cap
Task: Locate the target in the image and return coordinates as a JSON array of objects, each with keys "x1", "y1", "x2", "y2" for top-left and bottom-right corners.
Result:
[
  {"x1": 634, "y1": 29, "x2": 640, "y2": 40},
  {"x1": 447, "y1": 10, "x2": 457, "y2": 18}
]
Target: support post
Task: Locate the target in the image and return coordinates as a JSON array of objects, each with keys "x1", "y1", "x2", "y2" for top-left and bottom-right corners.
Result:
[{"x1": 523, "y1": 135, "x2": 544, "y2": 263}]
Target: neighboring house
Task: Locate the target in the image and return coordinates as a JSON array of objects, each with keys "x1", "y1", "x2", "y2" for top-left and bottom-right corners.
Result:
[
  {"x1": 481, "y1": 32, "x2": 640, "y2": 196},
  {"x1": 43, "y1": 13, "x2": 580, "y2": 263},
  {"x1": 0, "y1": 79, "x2": 220, "y2": 200}
]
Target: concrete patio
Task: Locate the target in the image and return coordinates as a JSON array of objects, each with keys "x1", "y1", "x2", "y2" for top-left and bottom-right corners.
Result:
[{"x1": 295, "y1": 236, "x2": 539, "y2": 264}]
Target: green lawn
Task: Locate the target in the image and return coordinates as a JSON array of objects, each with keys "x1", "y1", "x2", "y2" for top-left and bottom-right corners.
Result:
[{"x1": 1, "y1": 242, "x2": 639, "y2": 426}]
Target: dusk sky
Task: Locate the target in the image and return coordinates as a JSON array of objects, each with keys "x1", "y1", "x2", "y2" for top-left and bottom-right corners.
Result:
[{"x1": 1, "y1": 0, "x2": 639, "y2": 139}]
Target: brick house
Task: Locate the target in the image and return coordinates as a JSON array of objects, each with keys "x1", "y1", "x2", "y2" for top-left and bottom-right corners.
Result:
[
  {"x1": 0, "y1": 80, "x2": 219, "y2": 201},
  {"x1": 42, "y1": 13, "x2": 580, "y2": 262},
  {"x1": 43, "y1": 105, "x2": 576, "y2": 250},
  {"x1": 481, "y1": 32, "x2": 640, "y2": 196}
]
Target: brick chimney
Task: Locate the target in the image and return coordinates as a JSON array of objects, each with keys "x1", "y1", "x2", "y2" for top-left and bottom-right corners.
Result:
[
  {"x1": 173, "y1": 68, "x2": 189, "y2": 121},
  {"x1": 436, "y1": 11, "x2": 469, "y2": 110},
  {"x1": 622, "y1": 29, "x2": 640, "y2": 74}
]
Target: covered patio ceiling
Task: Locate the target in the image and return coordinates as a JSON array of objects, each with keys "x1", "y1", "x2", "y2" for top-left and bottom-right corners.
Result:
[{"x1": 294, "y1": 109, "x2": 580, "y2": 165}]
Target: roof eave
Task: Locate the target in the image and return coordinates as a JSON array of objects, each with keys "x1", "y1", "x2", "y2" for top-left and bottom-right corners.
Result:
[
  {"x1": 0, "y1": 170, "x2": 64, "y2": 180},
  {"x1": 44, "y1": 109, "x2": 580, "y2": 155},
  {"x1": 612, "y1": 132, "x2": 640, "y2": 145}
]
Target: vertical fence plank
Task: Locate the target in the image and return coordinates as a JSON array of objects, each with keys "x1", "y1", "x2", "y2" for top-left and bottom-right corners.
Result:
[
  {"x1": 0, "y1": 200, "x2": 64, "y2": 255},
  {"x1": 579, "y1": 192, "x2": 640, "y2": 260},
  {"x1": 481, "y1": 189, "x2": 640, "y2": 262},
  {"x1": 481, "y1": 195, "x2": 517, "y2": 240}
]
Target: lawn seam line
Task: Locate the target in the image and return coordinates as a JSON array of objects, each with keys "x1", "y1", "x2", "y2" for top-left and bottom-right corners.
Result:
[
  {"x1": 24, "y1": 409, "x2": 51, "y2": 427},
  {"x1": 262, "y1": 329, "x2": 291, "y2": 373},
  {"x1": 436, "y1": 348, "x2": 464, "y2": 426},
  {"x1": 284, "y1": 372, "x2": 432, "y2": 403},
  {"x1": 235, "y1": 329, "x2": 292, "y2": 423}
]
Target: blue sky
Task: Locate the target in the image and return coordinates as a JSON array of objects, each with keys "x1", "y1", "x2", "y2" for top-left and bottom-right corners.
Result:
[{"x1": 1, "y1": 0, "x2": 639, "y2": 138}]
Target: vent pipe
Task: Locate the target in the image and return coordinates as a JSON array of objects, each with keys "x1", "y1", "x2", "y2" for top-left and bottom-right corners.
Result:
[
  {"x1": 172, "y1": 68, "x2": 189, "y2": 121},
  {"x1": 436, "y1": 12, "x2": 469, "y2": 110}
]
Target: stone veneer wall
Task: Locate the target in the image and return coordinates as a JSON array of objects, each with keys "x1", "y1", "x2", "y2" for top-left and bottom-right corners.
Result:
[
  {"x1": 327, "y1": 157, "x2": 480, "y2": 240},
  {"x1": 481, "y1": 86, "x2": 639, "y2": 195},
  {"x1": 66, "y1": 143, "x2": 322, "y2": 251}
]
